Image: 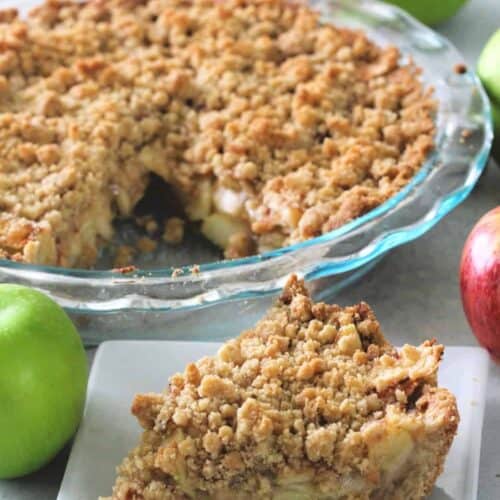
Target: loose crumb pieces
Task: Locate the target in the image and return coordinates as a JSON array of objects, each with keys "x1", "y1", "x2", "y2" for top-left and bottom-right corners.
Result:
[
  {"x1": 111, "y1": 265, "x2": 138, "y2": 274},
  {"x1": 163, "y1": 217, "x2": 185, "y2": 245},
  {"x1": 224, "y1": 231, "x2": 256, "y2": 260},
  {"x1": 113, "y1": 245, "x2": 136, "y2": 269},
  {"x1": 134, "y1": 216, "x2": 159, "y2": 236},
  {"x1": 171, "y1": 268, "x2": 183, "y2": 278},
  {"x1": 454, "y1": 63, "x2": 468, "y2": 74},
  {"x1": 145, "y1": 220, "x2": 159, "y2": 236},
  {"x1": 136, "y1": 237, "x2": 158, "y2": 254}
]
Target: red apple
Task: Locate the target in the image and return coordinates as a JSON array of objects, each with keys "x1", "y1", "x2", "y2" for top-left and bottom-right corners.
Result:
[{"x1": 460, "y1": 207, "x2": 500, "y2": 359}]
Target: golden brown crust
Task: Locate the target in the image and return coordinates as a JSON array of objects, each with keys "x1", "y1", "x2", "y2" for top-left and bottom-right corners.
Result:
[
  {"x1": 104, "y1": 277, "x2": 458, "y2": 500},
  {"x1": 0, "y1": 0, "x2": 435, "y2": 267}
]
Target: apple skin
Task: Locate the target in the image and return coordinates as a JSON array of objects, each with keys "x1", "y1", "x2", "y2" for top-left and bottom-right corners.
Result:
[
  {"x1": 383, "y1": 0, "x2": 468, "y2": 26},
  {"x1": 478, "y1": 29, "x2": 500, "y2": 104},
  {"x1": 477, "y1": 30, "x2": 500, "y2": 160},
  {"x1": 0, "y1": 285, "x2": 88, "y2": 479},
  {"x1": 460, "y1": 207, "x2": 500, "y2": 359}
]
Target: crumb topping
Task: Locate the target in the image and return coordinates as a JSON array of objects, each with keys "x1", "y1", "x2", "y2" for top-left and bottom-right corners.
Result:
[
  {"x1": 107, "y1": 277, "x2": 457, "y2": 499},
  {"x1": 0, "y1": 0, "x2": 435, "y2": 267}
]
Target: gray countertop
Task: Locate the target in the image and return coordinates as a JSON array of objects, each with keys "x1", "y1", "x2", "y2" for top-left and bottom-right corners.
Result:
[{"x1": 1, "y1": 0, "x2": 499, "y2": 498}]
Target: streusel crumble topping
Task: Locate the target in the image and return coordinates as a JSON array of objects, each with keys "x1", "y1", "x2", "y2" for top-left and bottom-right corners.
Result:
[
  {"x1": 0, "y1": 0, "x2": 435, "y2": 267},
  {"x1": 106, "y1": 276, "x2": 458, "y2": 499}
]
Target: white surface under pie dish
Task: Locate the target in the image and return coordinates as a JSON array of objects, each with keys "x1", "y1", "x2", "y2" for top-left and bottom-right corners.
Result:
[{"x1": 0, "y1": 0, "x2": 493, "y2": 344}]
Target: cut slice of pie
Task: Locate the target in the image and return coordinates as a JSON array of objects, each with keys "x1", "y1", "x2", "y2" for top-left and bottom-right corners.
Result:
[{"x1": 104, "y1": 276, "x2": 458, "y2": 500}]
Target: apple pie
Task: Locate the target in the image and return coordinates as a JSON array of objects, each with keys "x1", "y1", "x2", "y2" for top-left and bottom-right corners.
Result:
[
  {"x1": 104, "y1": 276, "x2": 458, "y2": 499},
  {"x1": 0, "y1": 0, "x2": 435, "y2": 267}
]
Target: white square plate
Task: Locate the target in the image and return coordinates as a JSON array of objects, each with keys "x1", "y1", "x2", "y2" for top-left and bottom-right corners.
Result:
[{"x1": 58, "y1": 342, "x2": 489, "y2": 500}]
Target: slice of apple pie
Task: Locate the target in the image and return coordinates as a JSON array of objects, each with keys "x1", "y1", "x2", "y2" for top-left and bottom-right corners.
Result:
[{"x1": 105, "y1": 277, "x2": 458, "y2": 499}]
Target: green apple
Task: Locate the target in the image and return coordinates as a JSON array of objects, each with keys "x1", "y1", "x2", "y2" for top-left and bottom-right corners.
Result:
[
  {"x1": 478, "y1": 30, "x2": 500, "y2": 105},
  {"x1": 0, "y1": 285, "x2": 87, "y2": 479},
  {"x1": 478, "y1": 30, "x2": 500, "y2": 159},
  {"x1": 383, "y1": 0, "x2": 468, "y2": 26}
]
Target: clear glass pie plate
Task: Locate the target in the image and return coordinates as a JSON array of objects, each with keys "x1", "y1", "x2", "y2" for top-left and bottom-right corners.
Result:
[{"x1": 0, "y1": 0, "x2": 493, "y2": 345}]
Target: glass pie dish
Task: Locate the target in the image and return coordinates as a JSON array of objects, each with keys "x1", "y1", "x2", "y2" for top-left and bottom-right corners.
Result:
[{"x1": 0, "y1": 0, "x2": 493, "y2": 345}]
